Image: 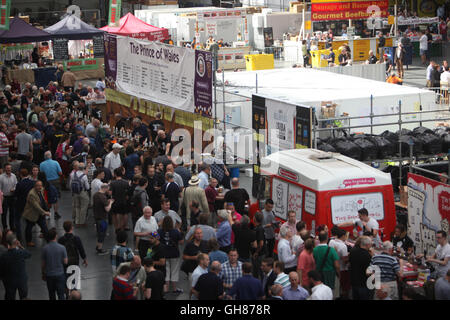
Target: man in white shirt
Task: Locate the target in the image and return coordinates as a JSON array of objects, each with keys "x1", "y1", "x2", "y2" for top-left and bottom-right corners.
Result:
[
  {"x1": 70, "y1": 162, "x2": 90, "y2": 226},
  {"x1": 329, "y1": 227, "x2": 349, "y2": 299},
  {"x1": 338, "y1": 208, "x2": 380, "y2": 247},
  {"x1": 426, "y1": 61, "x2": 435, "y2": 87},
  {"x1": 440, "y1": 67, "x2": 450, "y2": 87},
  {"x1": 0, "y1": 163, "x2": 18, "y2": 231},
  {"x1": 277, "y1": 225, "x2": 297, "y2": 274},
  {"x1": 190, "y1": 253, "x2": 209, "y2": 300},
  {"x1": 105, "y1": 143, "x2": 123, "y2": 172},
  {"x1": 198, "y1": 163, "x2": 210, "y2": 190},
  {"x1": 417, "y1": 230, "x2": 450, "y2": 278},
  {"x1": 281, "y1": 211, "x2": 298, "y2": 238},
  {"x1": 419, "y1": 30, "x2": 428, "y2": 65},
  {"x1": 307, "y1": 270, "x2": 333, "y2": 300}
]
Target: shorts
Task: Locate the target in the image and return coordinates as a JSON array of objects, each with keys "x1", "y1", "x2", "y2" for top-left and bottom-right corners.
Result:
[
  {"x1": 420, "y1": 49, "x2": 427, "y2": 56},
  {"x1": 49, "y1": 179, "x2": 61, "y2": 198},
  {"x1": 111, "y1": 202, "x2": 128, "y2": 215},
  {"x1": 165, "y1": 257, "x2": 181, "y2": 282}
]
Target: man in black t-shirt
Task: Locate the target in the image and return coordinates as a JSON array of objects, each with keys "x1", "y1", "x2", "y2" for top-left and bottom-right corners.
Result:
[
  {"x1": 143, "y1": 258, "x2": 165, "y2": 300},
  {"x1": 392, "y1": 224, "x2": 414, "y2": 255},
  {"x1": 252, "y1": 212, "x2": 266, "y2": 279},
  {"x1": 154, "y1": 130, "x2": 172, "y2": 156},
  {"x1": 349, "y1": 236, "x2": 374, "y2": 300},
  {"x1": 338, "y1": 48, "x2": 349, "y2": 66},
  {"x1": 182, "y1": 228, "x2": 209, "y2": 274},
  {"x1": 223, "y1": 178, "x2": 250, "y2": 215},
  {"x1": 109, "y1": 168, "x2": 130, "y2": 232},
  {"x1": 193, "y1": 261, "x2": 224, "y2": 300},
  {"x1": 232, "y1": 215, "x2": 256, "y2": 262},
  {"x1": 149, "y1": 112, "x2": 165, "y2": 142},
  {"x1": 147, "y1": 232, "x2": 167, "y2": 279}
]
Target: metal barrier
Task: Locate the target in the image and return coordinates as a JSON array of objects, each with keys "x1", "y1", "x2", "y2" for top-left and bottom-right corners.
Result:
[{"x1": 422, "y1": 86, "x2": 450, "y2": 106}]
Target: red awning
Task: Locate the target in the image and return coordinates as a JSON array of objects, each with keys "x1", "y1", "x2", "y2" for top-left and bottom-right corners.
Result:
[{"x1": 100, "y1": 13, "x2": 168, "y2": 42}]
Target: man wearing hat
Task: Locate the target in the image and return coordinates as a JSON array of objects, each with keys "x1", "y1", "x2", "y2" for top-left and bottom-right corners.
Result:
[
  {"x1": 180, "y1": 176, "x2": 210, "y2": 231},
  {"x1": 105, "y1": 143, "x2": 123, "y2": 172}
]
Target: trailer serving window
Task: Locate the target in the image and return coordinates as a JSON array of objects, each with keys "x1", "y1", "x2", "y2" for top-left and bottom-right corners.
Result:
[{"x1": 331, "y1": 192, "x2": 385, "y2": 225}]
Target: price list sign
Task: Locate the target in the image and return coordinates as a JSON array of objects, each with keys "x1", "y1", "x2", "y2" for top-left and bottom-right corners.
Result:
[
  {"x1": 53, "y1": 38, "x2": 69, "y2": 61},
  {"x1": 111, "y1": 36, "x2": 212, "y2": 116}
]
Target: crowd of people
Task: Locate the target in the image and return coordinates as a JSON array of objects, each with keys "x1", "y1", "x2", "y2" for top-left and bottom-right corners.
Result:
[{"x1": 0, "y1": 78, "x2": 448, "y2": 301}]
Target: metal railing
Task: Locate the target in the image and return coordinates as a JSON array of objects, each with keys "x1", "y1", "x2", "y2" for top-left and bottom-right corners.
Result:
[
  {"x1": 16, "y1": 10, "x2": 102, "y2": 28},
  {"x1": 422, "y1": 86, "x2": 450, "y2": 106},
  {"x1": 312, "y1": 100, "x2": 450, "y2": 187}
]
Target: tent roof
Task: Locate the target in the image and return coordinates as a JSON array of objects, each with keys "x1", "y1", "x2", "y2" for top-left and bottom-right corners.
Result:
[
  {"x1": 100, "y1": 13, "x2": 166, "y2": 35},
  {"x1": 0, "y1": 17, "x2": 52, "y2": 44},
  {"x1": 44, "y1": 14, "x2": 104, "y2": 40}
]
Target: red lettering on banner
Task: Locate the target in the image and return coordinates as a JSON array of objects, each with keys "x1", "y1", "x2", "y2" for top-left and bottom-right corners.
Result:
[
  {"x1": 85, "y1": 60, "x2": 97, "y2": 65},
  {"x1": 68, "y1": 61, "x2": 82, "y2": 66},
  {"x1": 438, "y1": 191, "x2": 450, "y2": 221}
]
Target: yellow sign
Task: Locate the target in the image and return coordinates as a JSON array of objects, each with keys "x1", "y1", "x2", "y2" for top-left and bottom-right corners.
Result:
[
  {"x1": 353, "y1": 39, "x2": 370, "y2": 61},
  {"x1": 387, "y1": 15, "x2": 395, "y2": 25},
  {"x1": 305, "y1": 20, "x2": 311, "y2": 30}
]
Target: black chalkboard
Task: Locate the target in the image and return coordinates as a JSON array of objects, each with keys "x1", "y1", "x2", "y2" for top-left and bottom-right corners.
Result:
[
  {"x1": 53, "y1": 38, "x2": 69, "y2": 60},
  {"x1": 263, "y1": 27, "x2": 274, "y2": 48},
  {"x1": 93, "y1": 34, "x2": 105, "y2": 58}
]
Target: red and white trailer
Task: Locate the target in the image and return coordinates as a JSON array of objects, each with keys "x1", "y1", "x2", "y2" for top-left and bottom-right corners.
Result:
[{"x1": 250, "y1": 149, "x2": 396, "y2": 240}]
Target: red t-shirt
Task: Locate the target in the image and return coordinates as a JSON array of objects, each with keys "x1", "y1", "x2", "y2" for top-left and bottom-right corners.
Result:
[
  {"x1": 439, "y1": 22, "x2": 447, "y2": 35},
  {"x1": 297, "y1": 250, "x2": 316, "y2": 288}
]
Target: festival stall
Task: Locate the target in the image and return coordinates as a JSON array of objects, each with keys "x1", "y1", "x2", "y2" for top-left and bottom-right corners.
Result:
[
  {"x1": 100, "y1": 13, "x2": 169, "y2": 42},
  {"x1": 44, "y1": 14, "x2": 106, "y2": 81},
  {"x1": 0, "y1": 17, "x2": 53, "y2": 86}
]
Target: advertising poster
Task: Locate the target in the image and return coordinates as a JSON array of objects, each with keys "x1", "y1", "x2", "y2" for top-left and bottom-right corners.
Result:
[
  {"x1": 266, "y1": 98, "x2": 296, "y2": 153},
  {"x1": 331, "y1": 192, "x2": 385, "y2": 224},
  {"x1": 0, "y1": 0, "x2": 10, "y2": 30},
  {"x1": 311, "y1": 0, "x2": 389, "y2": 21},
  {"x1": 108, "y1": 0, "x2": 121, "y2": 27},
  {"x1": 104, "y1": 35, "x2": 212, "y2": 116},
  {"x1": 272, "y1": 178, "x2": 289, "y2": 220},
  {"x1": 251, "y1": 95, "x2": 267, "y2": 197},
  {"x1": 263, "y1": 27, "x2": 274, "y2": 48},
  {"x1": 407, "y1": 173, "x2": 450, "y2": 254},
  {"x1": 296, "y1": 105, "x2": 312, "y2": 149}
]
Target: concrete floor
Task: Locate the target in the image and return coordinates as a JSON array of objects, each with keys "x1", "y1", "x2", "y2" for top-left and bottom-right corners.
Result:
[{"x1": 0, "y1": 174, "x2": 255, "y2": 300}]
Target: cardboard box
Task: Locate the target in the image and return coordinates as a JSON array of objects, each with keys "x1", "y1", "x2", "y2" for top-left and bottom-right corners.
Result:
[
  {"x1": 289, "y1": 2, "x2": 306, "y2": 13},
  {"x1": 321, "y1": 101, "x2": 337, "y2": 118}
]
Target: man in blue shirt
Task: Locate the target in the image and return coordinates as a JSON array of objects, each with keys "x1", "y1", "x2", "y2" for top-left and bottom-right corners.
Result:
[
  {"x1": 227, "y1": 262, "x2": 263, "y2": 300},
  {"x1": 282, "y1": 271, "x2": 309, "y2": 300},
  {"x1": 131, "y1": 118, "x2": 149, "y2": 144},
  {"x1": 29, "y1": 123, "x2": 42, "y2": 163},
  {"x1": 123, "y1": 146, "x2": 141, "y2": 180},
  {"x1": 39, "y1": 151, "x2": 62, "y2": 219},
  {"x1": 216, "y1": 210, "x2": 232, "y2": 253},
  {"x1": 41, "y1": 228, "x2": 68, "y2": 300}
]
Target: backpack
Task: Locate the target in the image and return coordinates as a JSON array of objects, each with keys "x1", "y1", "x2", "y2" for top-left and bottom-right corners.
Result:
[
  {"x1": 130, "y1": 189, "x2": 145, "y2": 217},
  {"x1": 64, "y1": 235, "x2": 79, "y2": 266},
  {"x1": 71, "y1": 172, "x2": 86, "y2": 194}
]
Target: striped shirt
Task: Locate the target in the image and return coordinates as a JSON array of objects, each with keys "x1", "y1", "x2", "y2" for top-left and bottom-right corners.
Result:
[
  {"x1": 0, "y1": 132, "x2": 9, "y2": 156},
  {"x1": 370, "y1": 252, "x2": 400, "y2": 282},
  {"x1": 274, "y1": 272, "x2": 290, "y2": 289},
  {"x1": 112, "y1": 277, "x2": 135, "y2": 300}
]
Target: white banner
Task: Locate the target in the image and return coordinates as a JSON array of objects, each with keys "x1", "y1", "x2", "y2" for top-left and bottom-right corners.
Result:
[
  {"x1": 266, "y1": 98, "x2": 296, "y2": 152},
  {"x1": 113, "y1": 36, "x2": 213, "y2": 115},
  {"x1": 116, "y1": 36, "x2": 193, "y2": 111},
  {"x1": 397, "y1": 16, "x2": 439, "y2": 26}
]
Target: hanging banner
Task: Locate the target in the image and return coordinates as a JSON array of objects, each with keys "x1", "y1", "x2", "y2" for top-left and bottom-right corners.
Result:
[
  {"x1": 252, "y1": 95, "x2": 267, "y2": 198},
  {"x1": 407, "y1": 173, "x2": 450, "y2": 254},
  {"x1": 311, "y1": 0, "x2": 389, "y2": 21},
  {"x1": 108, "y1": 0, "x2": 121, "y2": 27},
  {"x1": 266, "y1": 98, "x2": 296, "y2": 153},
  {"x1": 0, "y1": 0, "x2": 10, "y2": 30},
  {"x1": 104, "y1": 35, "x2": 212, "y2": 116}
]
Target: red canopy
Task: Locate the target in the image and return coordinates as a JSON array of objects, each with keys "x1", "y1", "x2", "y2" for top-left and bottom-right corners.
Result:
[{"x1": 100, "y1": 13, "x2": 168, "y2": 42}]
